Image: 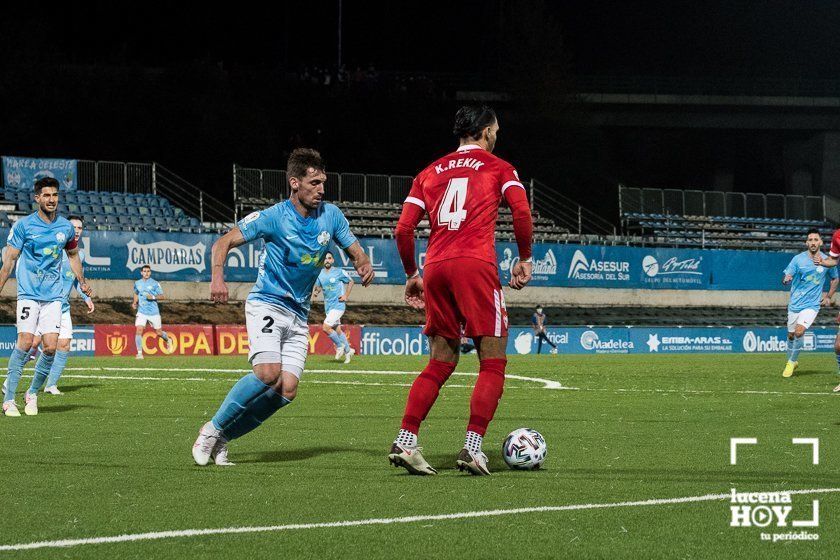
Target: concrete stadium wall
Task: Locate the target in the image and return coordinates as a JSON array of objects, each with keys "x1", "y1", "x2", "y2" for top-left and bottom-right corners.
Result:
[{"x1": 50, "y1": 280, "x2": 788, "y2": 308}]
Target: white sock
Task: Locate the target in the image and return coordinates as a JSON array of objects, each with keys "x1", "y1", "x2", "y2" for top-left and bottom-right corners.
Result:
[
  {"x1": 465, "y1": 430, "x2": 483, "y2": 453},
  {"x1": 395, "y1": 429, "x2": 417, "y2": 448}
]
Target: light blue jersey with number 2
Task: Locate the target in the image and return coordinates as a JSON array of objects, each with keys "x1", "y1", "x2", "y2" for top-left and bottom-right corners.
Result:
[{"x1": 238, "y1": 200, "x2": 357, "y2": 321}]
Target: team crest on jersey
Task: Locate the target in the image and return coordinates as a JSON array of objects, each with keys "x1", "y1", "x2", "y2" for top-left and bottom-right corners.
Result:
[
  {"x1": 317, "y1": 231, "x2": 331, "y2": 246},
  {"x1": 56, "y1": 232, "x2": 66, "y2": 243},
  {"x1": 330, "y1": 277, "x2": 336, "y2": 283}
]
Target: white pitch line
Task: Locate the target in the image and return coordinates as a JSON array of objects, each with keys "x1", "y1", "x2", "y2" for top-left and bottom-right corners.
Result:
[
  {"x1": 61, "y1": 367, "x2": 569, "y2": 390},
  {"x1": 2, "y1": 487, "x2": 839, "y2": 552}
]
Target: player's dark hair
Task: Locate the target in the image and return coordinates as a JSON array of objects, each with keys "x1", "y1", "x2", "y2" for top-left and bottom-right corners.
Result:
[
  {"x1": 453, "y1": 105, "x2": 497, "y2": 140},
  {"x1": 807, "y1": 228, "x2": 821, "y2": 236},
  {"x1": 287, "y1": 148, "x2": 325, "y2": 179},
  {"x1": 325, "y1": 251, "x2": 334, "y2": 257},
  {"x1": 34, "y1": 177, "x2": 59, "y2": 194},
  {"x1": 141, "y1": 265, "x2": 151, "y2": 271},
  {"x1": 68, "y1": 214, "x2": 84, "y2": 224}
]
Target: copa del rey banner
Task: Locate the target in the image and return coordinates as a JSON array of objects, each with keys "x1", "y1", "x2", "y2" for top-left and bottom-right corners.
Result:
[{"x1": 94, "y1": 324, "x2": 361, "y2": 357}]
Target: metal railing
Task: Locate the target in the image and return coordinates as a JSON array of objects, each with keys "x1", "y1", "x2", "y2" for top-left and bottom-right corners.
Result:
[
  {"x1": 233, "y1": 164, "x2": 418, "y2": 219},
  {"x1": 77, "y1": 160, "x2": 234, "y2": 225},
  {"x1": 530, "y1": 178, "x2": 617, "y2": 236},
  {"x1": 618, "y1": 184, "x2": 830, "y2": 222}
]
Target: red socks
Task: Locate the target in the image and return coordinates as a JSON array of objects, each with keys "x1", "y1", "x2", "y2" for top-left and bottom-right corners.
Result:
[
  {"x1": 400, "y1": 359, "x2": 457, "y2": 434},
  {"x1": 467, "y1": 358, "x2": 507, "y2": 436}
]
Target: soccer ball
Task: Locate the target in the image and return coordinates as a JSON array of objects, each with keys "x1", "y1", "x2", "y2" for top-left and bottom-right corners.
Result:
[{"x1": 502, "y1": 428, "x2": 547, "y2": 470}]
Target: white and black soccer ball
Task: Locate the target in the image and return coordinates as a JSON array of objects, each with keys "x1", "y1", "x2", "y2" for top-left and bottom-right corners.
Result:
[{"x1": 502, "y1": 428, "x2": 547, "y2": 470}]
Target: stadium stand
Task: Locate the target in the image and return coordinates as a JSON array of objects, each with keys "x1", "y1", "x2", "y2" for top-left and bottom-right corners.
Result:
[
  {"x1": 0, "y1": 188, "x2": 206, "y2": 233},
  {"x1": 620, "y1": 185, "x2": 839, "y2": 250}
]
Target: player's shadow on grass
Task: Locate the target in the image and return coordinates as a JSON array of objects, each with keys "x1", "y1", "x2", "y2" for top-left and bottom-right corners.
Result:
[
  {"x1": 238, "y1": 446, "x2": 382, "y2": 464},
  {"x1": 40, "y1": 404, "x2": 98, "y2": 413},
  {"x1": 55, "y1": 383, "x2": 97, "y2": 393}
]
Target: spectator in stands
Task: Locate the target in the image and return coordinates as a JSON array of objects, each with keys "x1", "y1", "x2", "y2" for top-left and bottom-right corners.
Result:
[{"x1": 532, "y1": 305, "x2": 558, "y2": 354}]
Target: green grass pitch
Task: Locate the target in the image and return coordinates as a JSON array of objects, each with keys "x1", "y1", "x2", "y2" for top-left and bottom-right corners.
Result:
[{"x1": 1, "y1": 353, "x2": 840, "y2": 559}]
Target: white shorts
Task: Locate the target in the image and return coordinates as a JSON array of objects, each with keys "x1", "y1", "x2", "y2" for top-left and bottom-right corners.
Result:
[
  {"x1": 788, "y1": 308, "x2": 819, "y2": 332},
  {"x1": 245, "y1": 300, "x2": 309, "y2": 378},
  {"x1": 17, "y1": 300, "x2": 62, "y2": 336},
  {"x1": 135, "y1": 313, "x2": 162, "y2": 330},
  {"x1": 324, "y1": 308, "x2": 345, "y2": 328},
  {"x1": 36, "y1": 310, "x2": 73, "y2": 340}
]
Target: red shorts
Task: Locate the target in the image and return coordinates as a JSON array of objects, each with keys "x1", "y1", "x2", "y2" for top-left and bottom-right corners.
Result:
[{"x1": 423, "y1": 257, "x2": 508, "y2": 339}]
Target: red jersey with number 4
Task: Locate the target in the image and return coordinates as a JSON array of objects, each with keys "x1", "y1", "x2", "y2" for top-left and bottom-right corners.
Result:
[
  {"x1": 830, "y1": 229, "x2": 840, "y2": 257},
  {"x1": 405, "y1": 144, "x2": 524, "y2": 267}
]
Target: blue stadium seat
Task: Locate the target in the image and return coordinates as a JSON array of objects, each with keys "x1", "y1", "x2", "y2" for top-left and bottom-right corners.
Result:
[
  {"x1": 138, "y1": 206, "x2": 150, "y2": 216},
  {"x1": 114, "y1": 206, "x2": 128, "y2": 216},
  {"x1": 153, "y1": 217, "x2": 167, "y2": 228},
  {"x1": 141, "y1": 216, "x2": 155, "y2": 228},
  {"x1": 127, "y1": 206, "x2": 140, "y2": 216}
]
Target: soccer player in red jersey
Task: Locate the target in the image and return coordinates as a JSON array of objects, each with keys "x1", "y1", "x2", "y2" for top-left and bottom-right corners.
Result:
[
  {"x1": 388, "y1": 105, "x2": 534, "y2": 475},
  {"x1": 813, "y1": 229, "x2": 840, "y2": 390}
]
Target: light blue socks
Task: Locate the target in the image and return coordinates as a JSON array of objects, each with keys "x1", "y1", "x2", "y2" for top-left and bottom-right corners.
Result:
[
  {"x1": 135, "y1": 335, "x2": 143, "y2": 354},
  {"x1": 4, "y1": 348, "x2": 28, "y2": 401},
  {"x1": 789, "y1": 336, "x2": 804, "y2": 362},
  {"x1": 28, "y1": 352, "x2": 55, "y2": 395},
  {"x1": 211, "y1": 373, "x2": 270, "y2": 431},
  {"x1": 327, "y1": 330, "x2": 343, "y2": 350},
  {"x1": 337, "y1": 331, "x2": 350, "y2": 351},
  {"x1": 223, "y1": 388, "x2": 292, "y2": 440},
  {"x1": 46, "y1": 350, "x2": 69, "y2": 388}
]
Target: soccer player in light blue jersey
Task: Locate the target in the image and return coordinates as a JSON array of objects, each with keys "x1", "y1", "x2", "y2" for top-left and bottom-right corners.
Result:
[
  {"x1": 26, "y1": 215, "x2": 95, "y2": 395},
  {"x1": 192, "y1": 148, "x2": 374, "y2": 466},
  {"x1": 132, "y1": 265, "x2": 173, "y2": 359},
  {"x1": 0, "y1": 178, "x2": 92, "y2": 416},
  {"x1": 314, "y1": 251, "x2": 355, "y2": 363},
  {"x1": 782, "y1": 228, "x2": 838, "y2": 378}
]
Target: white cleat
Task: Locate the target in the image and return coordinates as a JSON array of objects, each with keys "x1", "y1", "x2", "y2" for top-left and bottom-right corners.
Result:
[
  {"x1": 335, "y1": 347, "x2": 346, "y2": 361},
  {"x1": 212, "y1": 438, "x2": 235, "y2": 466},
  {"x1": 550, "y1": 348, "x2": 558, "y2": 355},
  {"x1": 456, "y1": 448, "x2": 491, "y2": 475},
  {"x1": 23, "y1": 391, "x2": 38, "y2": 416},
  {"x1": 44, "y1": 386, "x2": 62, "y2": 395},
  {"x1": 136, "y1": 353, "x2": 144, "y2": 360},
  {"x1": 3, "y1": 400, "x2": 21, "y2": 417},
  {"x1": 388, "y1": 443, "x2": 437, "y2": 475},
  {"x1": 192, "y1": 422, "x2": 222, "y2": 466},
  {"x1": 24, "y1": 392, "x2": 38, "y2": 416},
  {"x1": 167, "y1": 337, "x2": 175, "y2": 353},
  {"x1": 343, "y1": 347, "x2": 355, "y2": 364}
]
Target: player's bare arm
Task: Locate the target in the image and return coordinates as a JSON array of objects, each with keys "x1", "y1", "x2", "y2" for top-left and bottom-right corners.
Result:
[
  {"x1": 504, "y1": 181, "x2": 534, "y2": 290},
  {"x1": 0, "y1": 245, "x2": 21, "y2": 295},
  {"x1": 339, "y1": 277, "x2": 354, "y2": 302},
  {"x1": 824, "y1": 277, "x2": 839, "y2": 306},
  {"x1": 66, "y1": 248, "x2": 93, "y2": 297},
  {"x1": 344, "y1": 242, "x2": 374, "y2": 286},
  {"x1": 210, "y1": 226, "x2": 247, "y2": 303}
]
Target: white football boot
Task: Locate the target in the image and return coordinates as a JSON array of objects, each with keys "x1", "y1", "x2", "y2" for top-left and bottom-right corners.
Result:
[
  {"x1": 343, "y1": 347, "x2": 355, "y2": 364},
  {"x1": 211, "y1": 437, "x2": 235, "y2": 466},
  {"x1": 44, "y1": 386, "x2": 62, "y2": 395},
  {"x1": 135, "y1": 352, "x2": 144, "y2": 360},
  {"x1": 388, "y1": 443, "x2": 437, "y2": 475},
  {"x1": 3, "y1": 400, "x2": 20, "y2": 417},
  {"x1": 335, "y1": 346, "x2": 346, "y2": 361},
  {"x1": 24, "y1": 392, "x2": 38, "y2": 416},
  {"x1": 192, "y1": 422, "x2": 222, "y2": 466},
  {"x1": 456, "y1": 448, "x2": 491, "y2": 475}
]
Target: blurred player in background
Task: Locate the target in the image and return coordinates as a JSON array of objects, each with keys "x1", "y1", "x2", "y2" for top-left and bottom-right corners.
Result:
[
  {"x1": 389, "y1": 105, "x2": 533, "y2": 475},
  {"x1": 313, "y1": 251, "x2": 355, "y2": 363},
  {"x1": 783, "y1": 229, "x2": 838, "y2": 377},
  {"x1": 26, "y1": 216, "x2": 94, "y2": 395},
  {"x1": 193, "y1": 148, "x2": 374, "y2": 466},
  {"x1": 132, "y1": 265, "x2": 173, "y2": 359},
  {"x1": 532, "y1": 304, "x2": 557, "y2": 354},
  {"x1": 0, "y1": 178, "x2": 91, "y2": 416}
]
